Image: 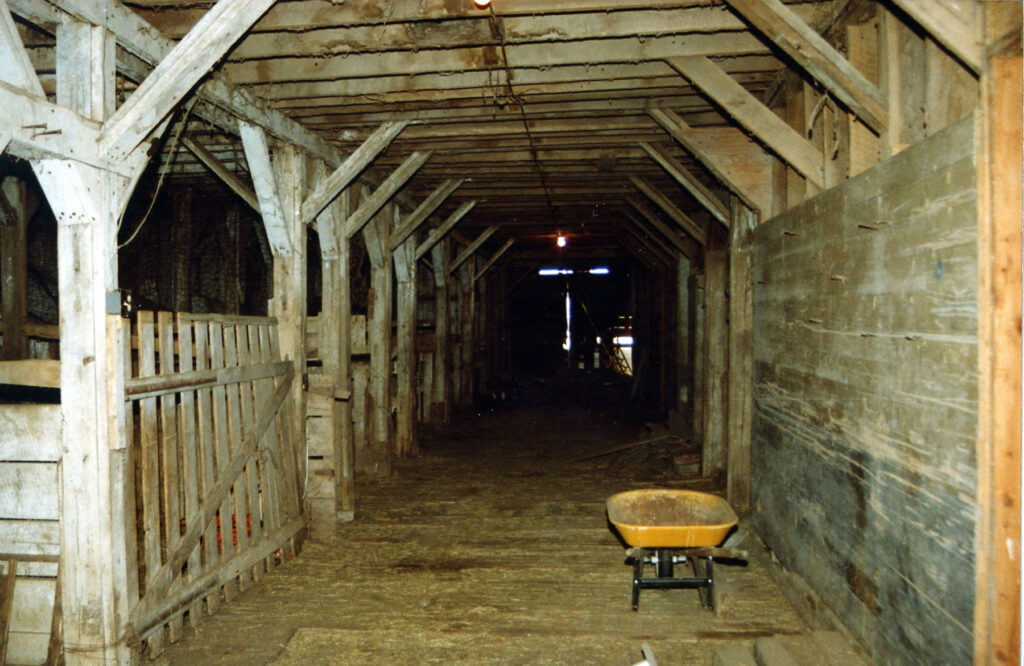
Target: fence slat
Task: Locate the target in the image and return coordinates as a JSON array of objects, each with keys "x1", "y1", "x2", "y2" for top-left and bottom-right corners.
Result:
[
  {"x1": 192, "y1": 322, "x2": 221, "y2": 615},
  {"x1": 208, "y1": 322, "x2": 237, "y2": 604},
  {"x1": 137, "y1": 311, "x2": 165, "y2": 657},
  {"x1": 222, "y1": 327, "x2": 252, "y2": 592},
  {"x1": 176, "y1": 316, "x2": 203, "y2": 629},
  {"x1": 236, "y1": 325, "x2": 267, "y2": 582},
  {"x1": 157, "y1": 311, "x2": 184, "y2": 642}
]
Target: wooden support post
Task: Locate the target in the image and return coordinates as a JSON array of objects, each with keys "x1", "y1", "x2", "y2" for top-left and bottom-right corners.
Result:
[
  {"x1": 30, "y1": 19, "x2": 138, "y2": 664},
  {"x1": 676, "y1": 255, "x2": 693, "y2": 429},
  {"x1": 362, "y1": 196, "x2": 393, "y2": 476},
  {"x1": 393, "y1": 230, "x2": 418, "y2": 458},
  {"x1": 974, "y1": 8, "x2": 1022, "y2": 663},
  {"x1": 726, "y1": 201, "x2": 756, "y2": 513},
  {"x1": 691, "y1": 271, "x2": 706, "y2": 446},
  {"x1": 430, "y1": 241, "x2": 451, "y2": 425},
  {"x1": 0, "y1": 177, "x2": 30, "y2": 360},
  {"x1": 317, "y1": 185, "x2": 355, "y2": 521},
  {"x1": 269, "y1": 143, "x2": 308, "y2": 513},
  {"x1": 456, "y1": 259, "x2": 476, "y2": 409},
  {"x1": 701, "y1": 243, "x2": 728, "y2": 479}
]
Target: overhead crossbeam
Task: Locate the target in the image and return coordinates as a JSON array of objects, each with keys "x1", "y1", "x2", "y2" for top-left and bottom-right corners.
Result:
[
  {"x1": 639, "y1": 142, "x2": 729, "y2": 225},
  {"x1": 723, "y1": 0, "x2": 887, "y2": 133},
  {"x1": 344, "y1": 151, "x2": 432, "y2": 239},
  {"x1": 630, "y1": 176, "x2": 707, "y2": 246},
  {"x1": 389, "y1": 178, "x2": 464, "y2": 253},
  {"x1": 625, "y1": 196, "x2": 694, "y2": 258},
  {"x1": 667, "y1": 55, "x2": 824, "y2": 188},
  {"x1": 888, "y1": 0, "x2": 982, "y2": 75},
  {"x1": 183, "y1": 136, "x2": 259, "y2": 211},
  {"x1": 301, "y1": 120, "x2": 408, "y2": 227}
]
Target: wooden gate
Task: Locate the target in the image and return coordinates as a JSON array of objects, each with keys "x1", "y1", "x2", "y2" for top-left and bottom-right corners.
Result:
[{"x1": 124, "y1": 312, "x2": 305, "y2": 656}]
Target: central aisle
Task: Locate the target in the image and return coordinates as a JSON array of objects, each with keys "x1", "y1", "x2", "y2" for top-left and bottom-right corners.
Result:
[{"x1": 154, "y1": 375, "x2": 809, "y2": 665}]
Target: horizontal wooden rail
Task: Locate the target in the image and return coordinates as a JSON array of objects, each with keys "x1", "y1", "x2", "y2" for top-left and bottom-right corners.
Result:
[{"x1": 125, "y1": 360, "x2": 291, "y2": 400}]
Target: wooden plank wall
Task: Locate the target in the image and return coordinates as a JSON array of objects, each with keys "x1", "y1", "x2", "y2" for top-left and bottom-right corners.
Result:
[
  {"x1": 750, "y1": 117, "x2": 977, "y2": 663},
  {"x1": 0, "y1": 404, "x2": 62, "y2": 666}
]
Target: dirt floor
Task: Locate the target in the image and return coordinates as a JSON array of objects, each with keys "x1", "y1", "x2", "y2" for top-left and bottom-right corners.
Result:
[{"x1": 152, "y1": 373, "x2": 813, "y2": 665}]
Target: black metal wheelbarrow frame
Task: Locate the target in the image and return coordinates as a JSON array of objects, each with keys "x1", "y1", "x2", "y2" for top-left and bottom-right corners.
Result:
[{"x1": 626, "y1": 546, "x2": 746, "y2": 611}]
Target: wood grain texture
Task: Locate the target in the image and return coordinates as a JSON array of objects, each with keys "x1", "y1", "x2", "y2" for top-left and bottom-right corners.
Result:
[{"x1": 751, "y1": 117, "x2": 977, "y2": 664}]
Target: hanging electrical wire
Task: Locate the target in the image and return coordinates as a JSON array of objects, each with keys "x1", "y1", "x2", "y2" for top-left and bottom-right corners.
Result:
[{"x1": 117, "y1": 95, "x2": 198, "y2": 248}]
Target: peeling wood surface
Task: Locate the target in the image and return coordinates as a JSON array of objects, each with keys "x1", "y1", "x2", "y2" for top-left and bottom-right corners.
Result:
[{"x1": 751, "y1": 117, "x2": 978, "y2": 664}]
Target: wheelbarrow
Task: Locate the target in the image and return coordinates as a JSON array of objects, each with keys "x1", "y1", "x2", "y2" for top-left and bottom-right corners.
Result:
[{"x1": 606, "y1": 489, "x2": 747, "y2": 611}]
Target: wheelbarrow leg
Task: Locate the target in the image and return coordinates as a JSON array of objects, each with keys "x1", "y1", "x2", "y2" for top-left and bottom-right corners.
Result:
[
  {"x1": 656, "y1": 548, "x2": 674, "y2": 578},
  {"x1": 631, "y1": 556, "x2": 644, "y2": 611},
  {"x1": 694, "y1": 557, "x2": 715, "y2": 611}
]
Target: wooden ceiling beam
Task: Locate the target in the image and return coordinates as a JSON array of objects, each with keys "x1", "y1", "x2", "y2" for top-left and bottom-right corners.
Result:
[
  {"x1": 723, "y1": 0, "x2": 887, "y2": 132},
  {"x1": 668, "y1": 55, "x2": 824, "y2": 188},
  {"x1": 133, "y1": 1, "x2": 814, "y2": 35},
  {"x1": 474, "y1": 239, "x2": 516, "y2": 283},
  {"x1": 223, "y1": 33, "x2": 767, "y2": 84}
]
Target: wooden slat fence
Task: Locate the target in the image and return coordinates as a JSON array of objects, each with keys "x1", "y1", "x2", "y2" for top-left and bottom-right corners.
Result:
[{"x1": 125, "y1": 312, "x2": 305, "y2": 657}]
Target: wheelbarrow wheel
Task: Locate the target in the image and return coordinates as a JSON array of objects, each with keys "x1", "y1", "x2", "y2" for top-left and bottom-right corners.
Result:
[{"x1": 693, "y1": 557, "x2": 715, "y2": 611}]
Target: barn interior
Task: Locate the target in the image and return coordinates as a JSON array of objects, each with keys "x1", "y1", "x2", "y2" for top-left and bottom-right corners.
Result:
[{"x1": 0, "y1": 0, "x2": 1020, "y2": 664}]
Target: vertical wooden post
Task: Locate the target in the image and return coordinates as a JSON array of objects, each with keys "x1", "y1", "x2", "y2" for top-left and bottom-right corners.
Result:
[
  {"x1": 974, "y1": 7, "x2": 1022, "y2": 664},
  {"x1": 393, "y1": 224, "x2": 417, "y2": 458},
  {"x1": 319, "y1": 188, "x2": 355, "y2": 520},
  {"x1": 33, "y1": 18, "x2": 136, "y2": 664},
  {"x1": 675, "y1": 255, "x2": 692, "y2": 429},
  {"x1": 726, "y1": 200, "x2": 757, "y2": 513},
  {"x1": 457, "y1": 258, "x2": 476, "y2": 408},
  {"x1": 363, "y1": 197, "x2": 393, "y2": 476},
  {"x1": 0, "y1": 177, "x2": 30, "y2": 360},
  {"x1": 701, "y1": 244, "x2": 728, "y2": 479},
  {"x1": 270, "y1": 143, "x2": 308, "y2": 510},
  {"x1": 691, "y1": 272, "x2": 706, "y2": 445},
  {"x1": 430, "y1": 241, "x2": 450, "y2": 424}
]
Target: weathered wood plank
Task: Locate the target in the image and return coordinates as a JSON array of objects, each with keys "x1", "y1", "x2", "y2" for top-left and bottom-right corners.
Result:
[
  {"x1": 0, "y1": 0, "x2": 43, "y2": 96},
  {"x1": 389, "y1": 178, "x2": 464, "y2": 253},
  {"x1": 239, "y1": 122, "x2": 291, "y2": 256},
  {"x1": 449, "y1": 226, "x2": 499, "y2": 275},
  {"x1": 630, "y1": 176, "x2": 707, "y2": 246},
  {"x1": 416, "y1": 201, "x2": 476, "y2": 260},
  {"x1": 0, "y1": 359, "x2": 59, "y2": 388},
  {"x1": 474, "y1": 239, "x2": 515, "y2": 283},
  {"x1": 888, "y1": 0, "x2": 981, "y2": 75},
  {"x1": 668, "y1": 55, "x2": 824, "y2": 187},
  {"x1": 0, "y1": 463, "x2": 57, "y2": 520},
  {"x1": 344, "y1": 151, "x2": 432, "y2": 239},
  {"x1": 0, "y1": 404, "x2": 60, "y2": 462},
  {"x1": 182, "y1": 137, "x2": 259, "y2": 211},
  {"x1": 639, "y1": 142, "x2": 728, "y2": 225}
]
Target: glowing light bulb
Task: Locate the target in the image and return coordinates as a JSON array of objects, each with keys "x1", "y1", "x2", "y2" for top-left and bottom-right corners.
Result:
[
  {"x1": 556, "y1": 235, "x2": 567, "y2": 248},
  {"x1": 474, "y1": 0, "x2": 491, "y2": 7}
]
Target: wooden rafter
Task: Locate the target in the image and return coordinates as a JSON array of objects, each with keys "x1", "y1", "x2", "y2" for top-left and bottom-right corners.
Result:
[
  {"x1": 0, "y1": 0, "x2": 43, "y2": 96},
  {"x1": 416, "y1": 200, "x2": 476, "y2": 260},
  {"x1": 389, "y1": 178, "x2": 464, "y2": 253},
  {"x1": 648, "y1": 107, "x2": 759, "y2": 215},
  {"x1": 474, "y1": 239, "x2": 516, "y2": 283},
  {"x1": 300, "y1": 120, "x2": 408, "y2": 227},
  {"x1": 239, "y1": 121, "x2": 291, "y2": 256},
  {"x1": 667, "y1": 55, "x2": 825, "y2": 188},
  {"x1": 625, "y1": 198, "x2": 693, "y2": 260},
  {"x1": 639, "y1": 141, "x2": 729, "y2": 225},
  {"x1": 102, "y1": 0, "x2": 276, "y2": 162},
  {"x1": 449, "y1": 226, "x2": 499, "y2": 274},
  {"x1": 182, "y1": 136, "x2": 258, "y2": 211},
  {"x1": 723, "y1": 0, "x2": 887, "y2": 133},
  {"x1": 630, "y1": 177, "x2": 707, "y2": 246},
  {"x1": 343, "y1": 151, "x2": 432, "y2": 239}
]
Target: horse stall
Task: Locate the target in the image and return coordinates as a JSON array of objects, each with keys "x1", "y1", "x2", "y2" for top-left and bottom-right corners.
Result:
[{"x1": 0, "y1": 311, "x2": 306, "y2": 664}]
